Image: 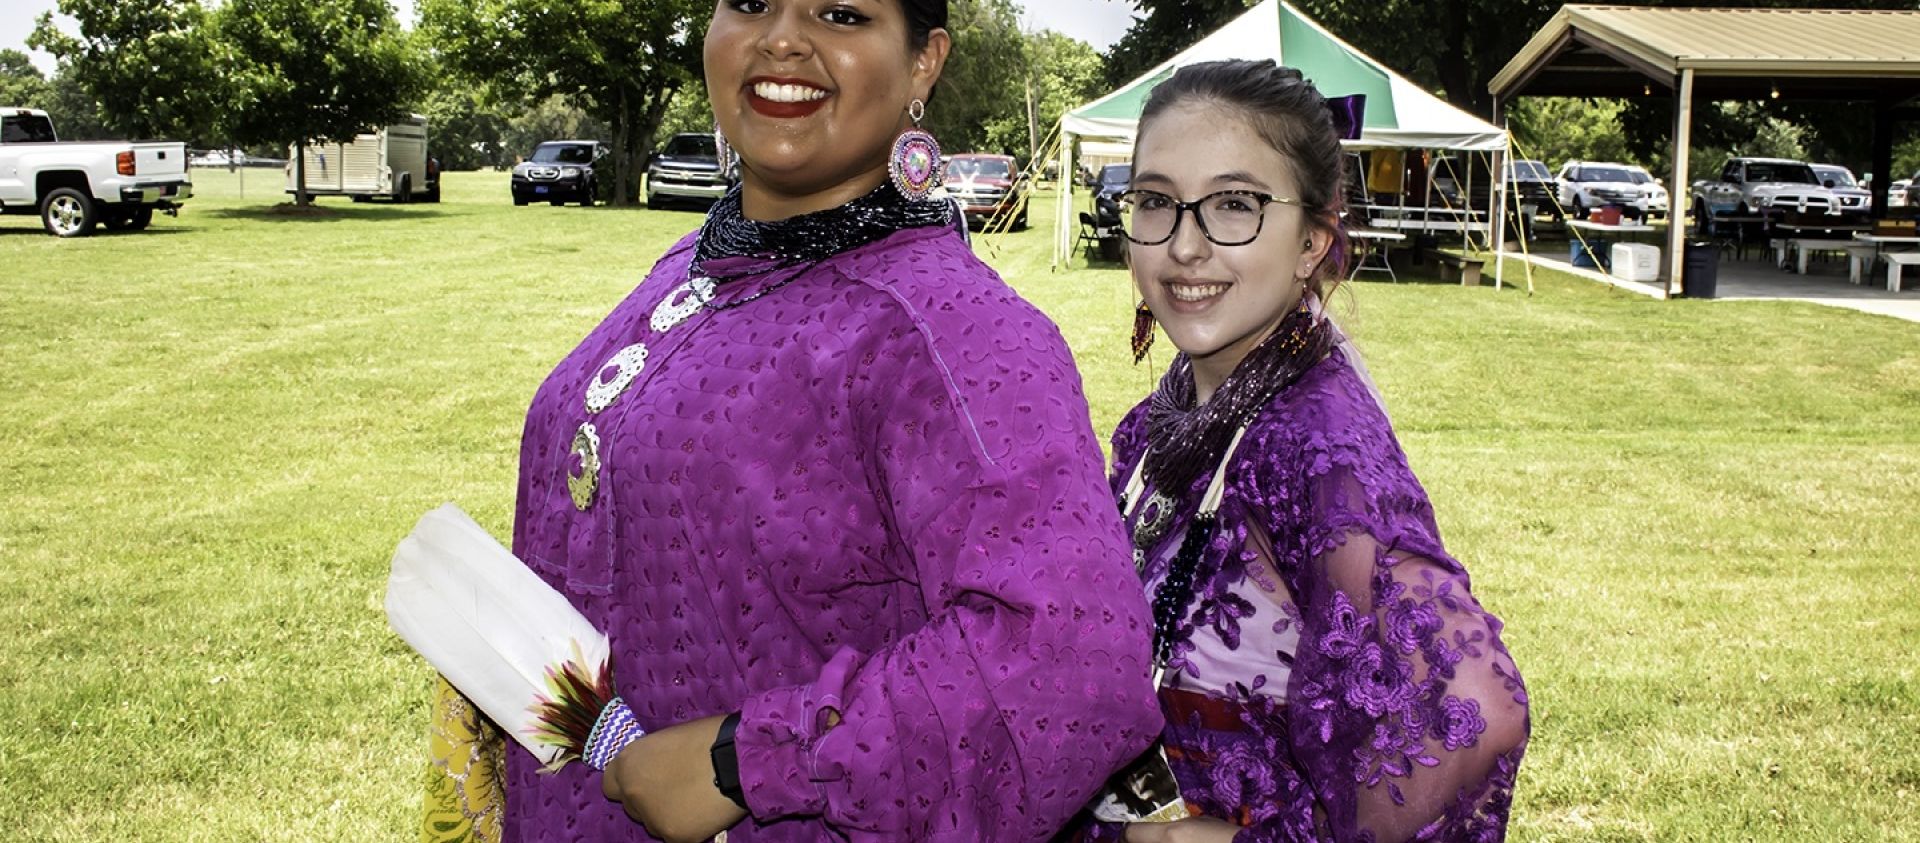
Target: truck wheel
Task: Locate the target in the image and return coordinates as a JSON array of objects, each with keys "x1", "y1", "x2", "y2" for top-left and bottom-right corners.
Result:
[
  {"x1": 580, "y1": 181, "x2": 596, "y2": 207},
  {"x1": 126, "y1": 206, "x2": 154, "y2": 230},
  {"x1": 424, "y1": 183, "x2": 441, "y2": 204},
  {"x1": 41, "y1": 187, "x2": 97, "y2": 238},
  {"x1": 395, "y1": 175, "x2": 413, "y2": 204}
]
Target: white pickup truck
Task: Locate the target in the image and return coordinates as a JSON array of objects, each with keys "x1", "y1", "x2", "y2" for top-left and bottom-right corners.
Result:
[
  {"x1": 0, "y1": 107, "x2": 193, "y2": 237},
  {"x1": 1690, "y1": 157, "x2": 1848, "y2": 224}
]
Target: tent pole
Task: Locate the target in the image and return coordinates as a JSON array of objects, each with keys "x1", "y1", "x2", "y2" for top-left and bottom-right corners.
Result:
[
  {"x1": 1493, "y1": 147, "x2": 1509, "y2": 290},
  {"x1": 1055, "y1": 130, "x2": 1074, "y2": 271},
  {"x1": 1666, "y1": 68, "x2": 1694, "y2": 300}
]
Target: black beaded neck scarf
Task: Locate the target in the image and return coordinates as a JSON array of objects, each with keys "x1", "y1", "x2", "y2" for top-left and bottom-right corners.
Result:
[
  {"x1": 692, "y1": 180, "x2": 957, "y2": 275},
  {"x1": 1144, "y1": 299, "x2": 1336, "y2": 499}
]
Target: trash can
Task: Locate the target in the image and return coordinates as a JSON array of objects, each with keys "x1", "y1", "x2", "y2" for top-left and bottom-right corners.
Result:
[{"x1": 1682, "y1": 241, "x2": 1719, "y2": 299}]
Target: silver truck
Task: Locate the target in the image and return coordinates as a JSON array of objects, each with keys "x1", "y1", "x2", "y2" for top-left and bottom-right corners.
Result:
[
  {"x1": 0, "y1": 107, "x2": 193, "y2": 237},
  {"x1": 1690, "y1": 157, "x2": 1845, "y2": 223}
]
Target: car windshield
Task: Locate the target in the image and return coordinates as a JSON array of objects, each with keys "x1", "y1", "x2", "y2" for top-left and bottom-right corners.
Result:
[
  {"x1": 1746, "y1": 162, "x2": 1817, "y2": 184},
  {"x1": 1514, "y1": 161, "x2": 1551, "y2": 180},
  {"x1": 1, "y1": 114, "x2": 56, "y2": 143},
  {"x1": 662, "y1": 135, "x2": 717, "y2": 158},
  {"x1": 1812, "y1": 166, "x2": 1856, "y2": 187},
  {"x1": 1626, "y1": 169, "x2": 1655, "y2": 185},
  {"x1": 948, "y1": 158, "x2": 1012, "y2": 179},
  {"x1": 1100, "y1": 165, "x2": 1131, "y2": 188},
  {"x1": 1577, "y1": 166, "x2": 1633, "y2": 183},
  {"x1": 531, "y1": 144, "x2": 595, "y2": 164}
]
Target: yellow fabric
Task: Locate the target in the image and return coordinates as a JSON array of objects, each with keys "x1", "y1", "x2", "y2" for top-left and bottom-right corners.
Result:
[
  {"x1": 1367, "y1": 149, "x2": 1406, "y2": 195},
  {"x1": 423, "y1": 676, "x2": 506, "y2": 843}
]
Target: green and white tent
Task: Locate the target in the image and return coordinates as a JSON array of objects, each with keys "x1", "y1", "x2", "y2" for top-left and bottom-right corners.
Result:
[{"x1": 1055, "y1": 0, "x2": 1511, "y2": 267}]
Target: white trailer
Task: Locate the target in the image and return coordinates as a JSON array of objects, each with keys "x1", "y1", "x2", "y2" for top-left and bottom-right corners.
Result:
[{"x1": 287, "y1": 115, "x2": 438, "y2": 202}]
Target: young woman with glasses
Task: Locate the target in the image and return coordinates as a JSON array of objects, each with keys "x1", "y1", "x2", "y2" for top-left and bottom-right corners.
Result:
[{"x1": 1086, "y1": 60, "x2": 1531, "y2": 843}]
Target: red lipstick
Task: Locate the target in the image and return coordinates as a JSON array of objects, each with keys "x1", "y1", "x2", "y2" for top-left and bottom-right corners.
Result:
[{"x1": 745, "y1": 77, "x2": 832, "y2": 119}]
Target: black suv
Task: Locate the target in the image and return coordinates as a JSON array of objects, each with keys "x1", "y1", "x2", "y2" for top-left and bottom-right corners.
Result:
[
  {"x1": 512, "y1": 141, "x2": 607, "y2": 206},
  {"x1": 645, "y1": 134, "x2": 732, "y2": 209}
]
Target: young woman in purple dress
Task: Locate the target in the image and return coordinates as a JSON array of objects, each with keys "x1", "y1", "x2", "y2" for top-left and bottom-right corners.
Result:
[
  {"x1": 1094, "y1": 61, "x2": 1531, "y2": 842},
  {"x1": 487, "y1": 1, "x2": 1163, "y2": 841}
]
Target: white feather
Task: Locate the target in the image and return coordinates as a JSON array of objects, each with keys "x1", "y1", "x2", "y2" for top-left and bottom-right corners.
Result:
[{"x1": 385, "y1": 504, "x2": 610, "y2": 765}]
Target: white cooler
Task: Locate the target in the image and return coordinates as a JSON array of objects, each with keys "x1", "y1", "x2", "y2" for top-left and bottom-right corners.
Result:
[{"x1": 1610, "y1": 243, "x2": 1660, "y2": 282}]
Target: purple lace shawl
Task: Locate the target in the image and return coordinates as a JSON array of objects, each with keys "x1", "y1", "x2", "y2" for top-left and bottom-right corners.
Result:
[{"x1": 1090, "y1": 347, "x2": 1530, "y2": 842}]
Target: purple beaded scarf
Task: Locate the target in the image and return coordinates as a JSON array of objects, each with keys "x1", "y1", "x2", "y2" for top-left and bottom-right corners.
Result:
[{"x1": 1144, "y1": 300, "x2": 1335, "y2": 498}]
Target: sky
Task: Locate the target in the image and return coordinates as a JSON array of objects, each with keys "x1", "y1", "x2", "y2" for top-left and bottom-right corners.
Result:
[{"x1": 5, "y1": 0, "x2": 1140, "y2": 76}]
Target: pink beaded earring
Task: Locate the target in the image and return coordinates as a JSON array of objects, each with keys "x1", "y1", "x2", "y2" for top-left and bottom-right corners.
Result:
[{"x1": 889, "y1": 99, "x2": 943, "y2": 201}]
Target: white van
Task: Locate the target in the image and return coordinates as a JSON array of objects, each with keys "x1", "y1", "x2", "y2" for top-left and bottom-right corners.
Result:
[{"x1": 286, "y1": 115, "x2": 438, "y2": 202}]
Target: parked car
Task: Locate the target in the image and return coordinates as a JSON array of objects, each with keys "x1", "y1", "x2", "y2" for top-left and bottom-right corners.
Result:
[
  {"x1": 1091, "y1": 163, "x2": 1130, "y2": 261},
  {"x1": 1809, "y1": 163, "x2": 1871, "y2": 216},
  {"x1": 1555, "y1": 161, "x2": 1655, "y2": 220},
  {"x1": 1623, "y1": 165, "x2": 1670, "y2": 220},
  {"x1": 512, "y1": 140, "x2": 607, "y2": 206},
  {"x1": 288, "y1": 115, "x2": 439, "y2": 203},
  {"x1": 1891, "y1": 179, "x2": 1911, "y2": 209},
  {"x1": 1907, "y1": 170, "x2": 1919, "y2": 208},
  {"x1": 1691, "y1": 157, "x2": 1847, "y2": 223},
  {"x1": 1506, "y1": 159, "x2": 1560, "y2": 220},
  {"x1": 0, "y1": 106, "x2": 193, "y2": 237},
  {"x1": 943, "y1": 153, "x2": 1028, "y2": 230},
  {"x1": 644, "y1": 133, "x2": 731, "y2": 208}
]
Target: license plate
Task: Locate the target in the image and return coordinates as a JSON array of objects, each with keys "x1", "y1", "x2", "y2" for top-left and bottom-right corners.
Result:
[{"x1": 535, "y1": 186, "x2": 549, "y2": 194}]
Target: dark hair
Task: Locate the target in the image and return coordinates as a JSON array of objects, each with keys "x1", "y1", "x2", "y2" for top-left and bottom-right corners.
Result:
[
  {"x1": 1137, "y1": 60, "x2": 1349, "y2": 295},
  {"x1": 898, "y1": 0, "x2": 948, "y2": 51}
]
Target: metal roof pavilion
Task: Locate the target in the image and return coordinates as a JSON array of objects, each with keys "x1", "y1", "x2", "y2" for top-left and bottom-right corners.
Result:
[
  {"x1": 1489, "y1": 5, "x2": 1920, "y2": 297},
  {"x1": 1492, "y1": 5, "x2": 1920, "y2": 102}
]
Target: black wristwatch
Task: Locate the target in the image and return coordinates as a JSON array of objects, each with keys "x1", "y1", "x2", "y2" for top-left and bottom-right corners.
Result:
[{"x1": 710, "y1": 711, "x2": 747, "y2": 810}]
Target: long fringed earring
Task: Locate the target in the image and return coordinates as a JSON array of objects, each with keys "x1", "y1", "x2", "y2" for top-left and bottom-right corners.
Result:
[
  {"x1": 889, "y1": 99, "x2": 943, "y2": 201},
  {"x1": 713, "y1": 125, "x2": 739, "y2": 179},
  {"x1": 1131, "y1": 301, "x2": 1156, "y2": 364}
]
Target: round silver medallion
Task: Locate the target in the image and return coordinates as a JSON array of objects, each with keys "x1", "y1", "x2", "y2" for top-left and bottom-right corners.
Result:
[
  {"x1": 650, "y1": 277, "x2": 716, "y2": 334},
  {"x1": 567, "y1": 422, "x2": 602, "y2": 511},
  {"x1": 1132, "y1": 490, "x2": 1178, "y2": 548},
  {"x1": 584, "y1": 344, "x2": 649, "y2": 414}
]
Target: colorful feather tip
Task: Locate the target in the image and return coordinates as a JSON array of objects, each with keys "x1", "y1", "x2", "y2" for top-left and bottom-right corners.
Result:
[{"x1": 524, "y1": 642, "x2": 616, "y2": 773}]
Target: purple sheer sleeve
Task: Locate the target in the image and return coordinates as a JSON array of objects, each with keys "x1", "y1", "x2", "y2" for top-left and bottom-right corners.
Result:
[{"x1": 1250, "y1": 367, "x2": 1529, "y2": 843}]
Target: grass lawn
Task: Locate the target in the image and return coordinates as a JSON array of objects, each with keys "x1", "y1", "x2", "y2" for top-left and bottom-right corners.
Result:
[{"x1": 2, "y1": 169, "x2": 1917, "y2": 841}]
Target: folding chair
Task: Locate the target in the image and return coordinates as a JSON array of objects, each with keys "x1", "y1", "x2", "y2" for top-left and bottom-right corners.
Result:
[{"x1": 1077, "y1": 212, "x2": 1100, "y2": 259}]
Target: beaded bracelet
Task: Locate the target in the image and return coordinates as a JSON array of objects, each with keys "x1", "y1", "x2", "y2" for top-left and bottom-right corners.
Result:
[{"x1": 582, "y1": 697, "x2": 646, "y2": 771}]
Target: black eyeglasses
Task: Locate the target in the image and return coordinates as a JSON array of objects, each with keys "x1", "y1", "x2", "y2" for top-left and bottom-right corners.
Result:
[{"x1": 1118, "y1": 189, "x2": 1304, "y2": 246}]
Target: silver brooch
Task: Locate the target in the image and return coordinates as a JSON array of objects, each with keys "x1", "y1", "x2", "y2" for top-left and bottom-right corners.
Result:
[
  {"x1": 584, "y1": 344, "x2": 649, "y2": 415},
  {"x1": 1132, "y1": 490, "x2": 1178, "y2": 549},
  {"x1": 650, "y1": 276, "x2": 716, "y2": 334},
  {"x1": 567, "y1": 422, "x2": 602, "y2": 511}
]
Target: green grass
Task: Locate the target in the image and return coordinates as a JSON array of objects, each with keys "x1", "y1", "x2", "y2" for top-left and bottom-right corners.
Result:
[{"x1": 2, "y1": 170, "x2": 1917, "y2": 841}]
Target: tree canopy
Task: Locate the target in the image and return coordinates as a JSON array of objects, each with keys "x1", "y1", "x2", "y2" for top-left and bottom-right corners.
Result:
[
  {"x1": 0, "y1": 50, "x2": 50, "y2": 110},
  {"x1": 219, "y1": 0, "x2": 425, "y2": 204},
  {"x1": 419, "y1": 0, "x2": 706, "y2": 205},
  {"x1": 28, "y1": 0, "x2": 226, "y2": 142}
]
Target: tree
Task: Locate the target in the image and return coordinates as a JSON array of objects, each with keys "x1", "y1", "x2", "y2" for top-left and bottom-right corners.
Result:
[
  {"x1": 217, "y1": 0, "x2": 426, "y2": 205},
  {"x1": 977, "y1": 30, "x2": 1106, "y2": 165},
  {"x1": 28, "y1": 0, "x2": 225, "y2": 142},
  {"x1": 40, "y1": 67, "x2": 112, "y2": 140},
  {"x1": 0, "y1": 50, "x2": 50, "y2": 109},
  {"x1": 419, "y1": 0, "x2": 706, "y2": 205},
  {"x1": 919, "y1": 0, "x2": 1027, "y2": 156}
]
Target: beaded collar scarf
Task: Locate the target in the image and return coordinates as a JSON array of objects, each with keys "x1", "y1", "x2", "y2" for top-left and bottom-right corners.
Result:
[
  {"x1": 1144, "y1": 299, "x2": 1335, "y2": 499},
  {"x1": 692, "y1": 180, "x2": 956, "y2": 275}
]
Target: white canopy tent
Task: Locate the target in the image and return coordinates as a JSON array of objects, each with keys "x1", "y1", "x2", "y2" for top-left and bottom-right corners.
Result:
[{"x1": 1054, "y1": 0, "x2": 1515, "y2": 275}]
